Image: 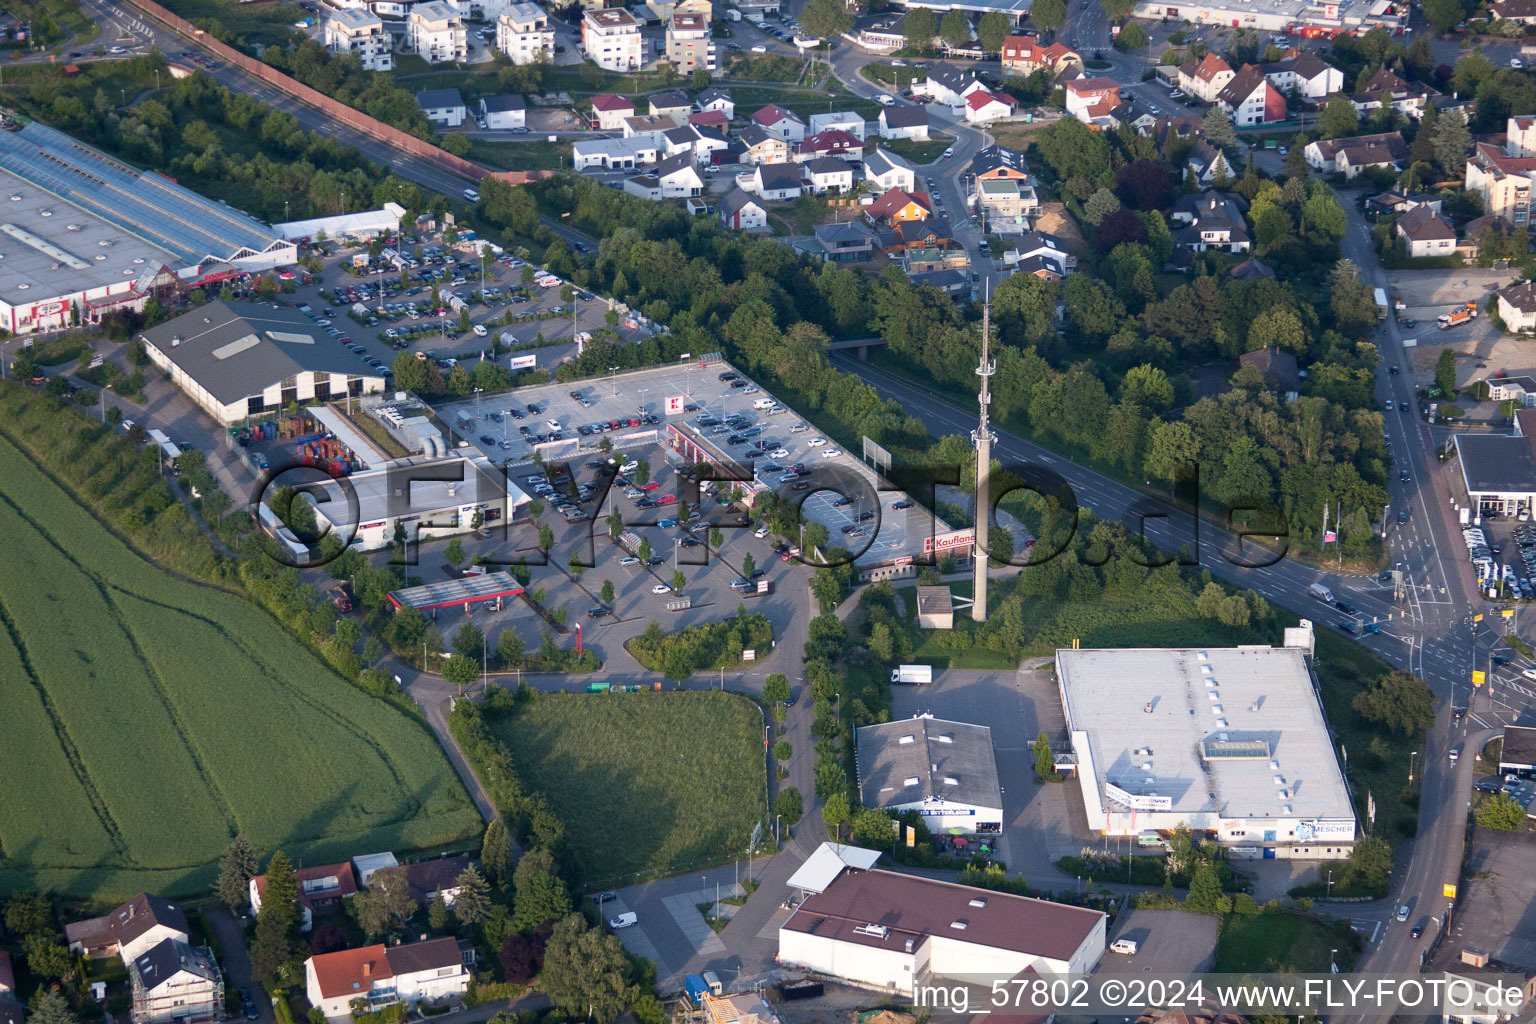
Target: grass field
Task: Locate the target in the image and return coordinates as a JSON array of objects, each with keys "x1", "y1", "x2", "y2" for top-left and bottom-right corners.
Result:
[
  {"x1": 0, "y1": 436, "x2": 482, "y2": 898},
  {"x1": 1214, "y1": 912, "x2": 1357, "y2": 973},
  {"x1": 487, "y1": 691, "x2": 765, "y2": 888}
]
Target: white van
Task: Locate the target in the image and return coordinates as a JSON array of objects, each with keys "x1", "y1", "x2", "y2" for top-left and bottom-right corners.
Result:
[
  {"x1": 1109, "y1": 939, "x2": 1138, "y2": 955},
  {"x1": 472, "y1": 324, "x2": 487, "y2": 336},
  {"x1": 610, "y1": 912, "x2": 638, "y2": 929},
  {"x1": 752, "y1": 397, "x2": 774, "y2": 409},
  {"x1": 1308, "y1": 582, "x2": 1334, "y2": 604}
]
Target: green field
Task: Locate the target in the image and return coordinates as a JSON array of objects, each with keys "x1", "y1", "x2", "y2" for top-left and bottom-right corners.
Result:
[
  {"x1": 1214, "y1": 912, "x2": 1357, "y2": 973},
  {"x1": 488, "y1": 692, "x2": 765, "y2": 888},
  {"x1": 0, "y1": 436, "x2": 482, "y2": 898}
]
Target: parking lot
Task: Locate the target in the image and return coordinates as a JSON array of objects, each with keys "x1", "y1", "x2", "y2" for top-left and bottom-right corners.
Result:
[
  {"x1": 1429, "y1": 827, "x2": 1536, "y2": 972},
  {"x1": 1097, "y1": 908, "x2": 1220, "y2": 976}
]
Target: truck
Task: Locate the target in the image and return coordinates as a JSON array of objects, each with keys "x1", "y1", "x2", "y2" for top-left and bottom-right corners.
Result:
[
  {"x1": 1373, "y1": 287, "x2": 1389, "y2": 318},
  {"x1": 891, "y1": 664, "x2": 933, "y2": 684},
  {"x1": 1438, "y1": 301, "x2": 1479, "y2": 330}
]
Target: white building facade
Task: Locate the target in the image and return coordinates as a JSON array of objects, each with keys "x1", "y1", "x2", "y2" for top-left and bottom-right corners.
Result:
[
  {"x1": 496, "y1": 2, "x2": 552, "y2": 63},
  {"x1": 582, "y1": 8, "x2": 645, "y2": 71},
  {"x1": 324, "y1": 8, "x2": 394, "y2": 71},
  {"x1": 407, "y1": 1, "x2": 467, "y2": 63}
]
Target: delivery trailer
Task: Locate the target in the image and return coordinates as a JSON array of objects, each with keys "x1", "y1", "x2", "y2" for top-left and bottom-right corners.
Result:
[{"x1": 891, "y1": 664, "x2": 933, "y2": 684}]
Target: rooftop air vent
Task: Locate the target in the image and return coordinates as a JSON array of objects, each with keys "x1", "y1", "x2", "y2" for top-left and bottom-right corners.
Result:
[
  {"x1": 95, "y1": 255, "x2": 106, "y2": 261},
  {"x1": 1214, "y1": 718, "x2": 1228, "y2": 728},
  {"x1": 1278, "y1": 790, "x2": 1290, "y2": 800},
  {"x1": 899, "y1": 734, "x2": 915, "y2": 745},
  {"x1": 969, "y1": 897, "x2": 987, "y2": 908},
  {"x1": 1141, "y1": 762, "x2": 1152, "y2": 771},
  {"x1": 16, "y1": 283, "x2": 27, "y2": 290},
  {"x1": 943, "y1": 776, "x2": 958, "y2": 786},
  {"x1": 67, "y1": 224, "x2": 80, "y2": 231},
  {"x1": 936, "y1": 734, "x2": 953, "y2": 744},
  {"x1": 39, "y1": 210, "x2": 51, "y2": 216},
  {"x1": 7, "y1": 194, "x2": 19, "y2": 201},
  {"x1": 903, "y1": 776, "x2": 920, "y2": 787},
  {"x1": 950, "y1": 920, "x2": 968, "y2": 930}
]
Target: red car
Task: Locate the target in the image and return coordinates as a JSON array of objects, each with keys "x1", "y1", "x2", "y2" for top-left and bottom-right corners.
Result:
[
  {"x1": 657, "y1": 494, "x2": 677, "y2": 505},
  {"x1": 641, "y1": 481, "x2": 660, "y2": 491}
]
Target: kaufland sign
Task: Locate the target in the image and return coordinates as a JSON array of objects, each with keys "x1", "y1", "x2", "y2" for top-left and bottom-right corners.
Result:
[
  {"x1": 922, "y1": 528, "x2": 975, "y2": 555},
  {"x1": 665, "y1": 395, "x2": 686, "y2": 415}
]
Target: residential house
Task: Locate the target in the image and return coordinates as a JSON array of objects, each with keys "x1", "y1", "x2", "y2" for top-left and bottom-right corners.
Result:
[
  {"x1": 695, "y1": 87, "x2": 734, "y2": 119},
  {"x1": 751, "y1": 103, "x2": 806, "y2": 142},
  {"x1": 1186, "y1": 139, "x2": 1233, "y2": 186},
  {"x1": 965, "y1": 89, "x2": 1015, "y2": 124},
  {"x1": 1148, "y1": 113, "x2": 1204, "y2": 145},
  {"x1": 909, "y1": 268, "x2": 972, "y2": 300},
  {"x1": 478, "y1": 94, "x2": 526, "y2": 130},
  {"x1": 654, "y1": 151, "x2": 706, "y2": 196},
  {"x1": 582, "y1": 8, "x2": 644, "y2": 71},
  {"x1": 662, "y1": 123, "x2": 701, "y2": 158},
  {"x1": 305, "y1": 940, "x2": 469, "y2": 1022},
  {"x1": 1364, "y1": 189, "x2": 1443, "y2": 216},
  {"x1": 129, "y1": 940, "x2": 223, "y2": 1024},
  {"x1": 0, "y1": 951, "x2": 24, "y2": 1024},
  {"x1": 1261, "y1": 50, "x2": 1341, "y2": 100},
  {"x1": 665, "y1": 12, "x2": 714, "y2": 72},
  {"x1": 648, "y1": 88, "x2": 692, "y2": 124},
  {"x1": 752, "y1": 162, "x2": 803, "y2": 201},
  {"x1": 1000, "y1": 34, "x2": 1080, "y2": 77},
  {"x1": 1170, "y1": 191, "x2": 1251, "y2": 256},
  {"x1": 1239, "y1": 346, "x2": 1300, "y2": 393},
  {"x1": 1062, "y1": 78, "x2": 1119, "y2": 127},
  {"x1": 793, "y1": 129, "x2": 861, "y2": 163},
  {"x1": 1351, "y1": 67, "x2": 1435, "y2": 120},
  {"x1": 1216, "y1": 64, "x2": 1287, "y2": 126},
  {"x1": 1178, "y1": 52, "x2": 1234, "y2": 103},
  {"x1": 971, "y1": 144, "x2": 1028, "y2": 184},
  {"x1": 624, "y1": 114, "x2": 676, "y2": 142},
  {"x1": 1492, "y1": 0, "x2": 1536, "y2": 21},
  {"x1": 495, "y1": 2, "x2": 551, "y2": 64},
  {"x1": 1009, "y1": 230, "x2": 1070, "y2": 274},
  {"x1": 588, "y1": 93, "x2": 635, "y2": 131},
  {"x1": 809, "y1": 111, "x2": 866, "y2": 141},
  {"x1": 688, "y1": 109, "x2": 729, "y2": 132},
  {"x1": 571, "y1": 135, "x2": 657, "y2": 169},
  {"x1": 1110, "y1": 100, "x2": 1158, "y2": 133},
  {"x1": 407, "y1": 1, "x2": 466, "y2": 63},
  {"x1": 623, "y1": 174, "x2": 663, "y2": 201},
  {"x1": 324, "y1": 9, "x2": 393, "y2": 71},
  {"x1": 865, "y1": 187, "x2": 931, "y2": 227},
  {"x1": 813, "y1": 220, "x2": 876, "y2": 262},
  {"x1": 904, "y1": 244, "x2": 969, "y2": 274},
  {"x1": 414, "y1": 88, "x2": 467, "y2": 128},
  {"x1": 865, "y1": 147, "x2": 915, "y2": 192},
  {"x1": 914, "y1": 64, "x2": 986, "y2": 107},
  {"x1": 351, "y1": 854, "x2": 398, "y2": 887},
  {"x1": 452, "y1": 0, "x2": 511, "y2": 22},
  {"x1": 976, "y1": 178, "x2": 1036, "y2": 231},
  {"x1": 739, "y1": 124, "x2": 790, "y2": 164},
  {"x1": 897, "y1": 217, "x2": 955, "y2": 252},
  {"x1": 878, "y1": 105, "x2": 930, "y2": 140},
  {"x1": 1509, "y1": 115, "x2": 1536, "y2": 158},
  {"x1": 719, "y1": 188, "x2": 769, "y2": 231},
  {"x1": 1396, "y1": 205, "x2": 1457, "y2": 257},
  {"x1": 803, "y1": 157, "x2": 854, "y2": 194},
  {"x1": 66, "y1": 894, "x2": 190, "y2": 965},
  {"x1": 1014, "y1": 252, "x2": 1065, "y2": 279},
  {"x1": 1465, "y1": 141, "x2": 1536, "y2": 224},
  {"x1": 250, "y1": 862, "x2": 358, "y2": 932},
  {"x1": 403, "y1": 855, "x2": 472, "y2": 907},
  {"x1": 1304, "y1": 131, "x2": 1408, "y2": 177},
  {"x1": 1229, "y1": 255, "x2": 1276, "y2": 279},
  {"x1": 1499, "y1": 279, "x2": 1536, "y2": 331}
]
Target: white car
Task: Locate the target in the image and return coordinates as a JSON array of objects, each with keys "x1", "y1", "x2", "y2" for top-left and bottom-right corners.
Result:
[
  {"x1": 769, "y1": 448, "x2": 789, "y2": 458},
  {"x1": 807, "y1": 437, "x2": 827, "y2": 447},
  {"x1": 942, "y1": 147, "x2": 954, "y2": 159},
  {"x1": 751, "y1": 44, "x2": 767, "y2": 52},
  {"x1": 620, "y1": 556, "x2": 641, "y2": 566},
  {"x1": 651, "y1": 583, "x2": 674, "y2": 595},
  {"x1": 790, "y1": 423, "x2": 809, "y2": 433},
  {"x1": 821, "y1": 448, "x2": 843, "y2": 458},
  {"x1": 876, "y1": 94, "x2": 894, "y2": 106},
  {"x1": 1523, "y1": 668, "x2": 1536, "y2": 682},
  {"x1": 754, "y1": 524, "x2": 771, "y2": 538}
]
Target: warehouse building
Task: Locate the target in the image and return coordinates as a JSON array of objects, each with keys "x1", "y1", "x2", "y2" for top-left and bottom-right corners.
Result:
[
  {"x1": 778, "y1": 848, "x2": 1106, "y2": 997},
  {"x1": 272, "y1": 203, "x2": 406, "y2": 243},
  {"x1": 1056, "y1": 644, "x2": 1356, "y2": 859},
  {"x1": 856, "y1": 714, "x2": 1002, "y2": 835},
  {"x1": 1130, "y1": 0, "x2": 1402, "y2": 34},
  {"x1": 0, "y1": 121, "x2": 295, "y2": 335},
  {"x1": 1452, "y1": 412, "x2": 1536, "y2": 519},
  {"x1": 138, "y1": 302, "x2": 387, "y2": 425}
]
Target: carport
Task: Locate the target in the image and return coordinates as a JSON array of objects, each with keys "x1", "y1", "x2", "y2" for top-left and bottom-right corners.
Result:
[{"x1": 387, "y1": 571, "x2": 525, "y2": 612}]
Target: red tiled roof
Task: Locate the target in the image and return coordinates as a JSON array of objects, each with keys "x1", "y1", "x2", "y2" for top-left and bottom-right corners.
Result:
[
  {"x1": 966, "y1": 90, "x2": 1013, "y2": 111},
  {"x1": 590, "y1": 93, "x2": 633, "y2": 112},
  {"x1": 1064, "y1": 76, "x2": 1118, "y2": 94},
  {"x1": 309, "y1": 945, "x2": 392, "y2": 1001},
  {"x1": 253, "y1": 862, "x2": 358, "y2": 911},
  {"x1": 867, "y1": 188, "x2": 930, "y2": 222},
  {"x1": 752, "y1": 103, "x2": 796, "y2": 126}
]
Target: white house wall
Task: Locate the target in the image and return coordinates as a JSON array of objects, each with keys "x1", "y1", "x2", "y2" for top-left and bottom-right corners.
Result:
[{"x1": 778, "y1": 929, "x2": 916, "y2": 996}]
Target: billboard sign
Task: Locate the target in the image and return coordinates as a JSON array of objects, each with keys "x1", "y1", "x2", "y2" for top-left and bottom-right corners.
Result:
[
  {"x1": 1104, "y1": 783, "x2": 1173, "y2": 811},
  {"x1": 509, "y1": 354, "x2": 537, "y2": 371},
  {"x1": 922, "y1": 528, "x2": 976, "y2": 555},
  {"x1": 665, "y1": 395, "x2": 686, "y2": 416},
  {"x1": 1295, "y1": 819, "x2": 1355, "y2": 841}
]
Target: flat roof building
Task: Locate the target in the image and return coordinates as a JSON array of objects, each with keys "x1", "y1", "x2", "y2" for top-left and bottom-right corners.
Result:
[
  {"x1": 857, "y1": 714, "x2": 1002, "y2": 835},
  {"x1": 1132, "y1": 0, "x2": 1401, "y2": 34},
  {"x1": 1056, "y1": 644, "x2": 1356, "y2": 859},
  {"x1": 779, "y1": 858, "x2": 1106, "y2": 997},
  {"x1": 0, "y1": 121, "x2": 294, "y2": 335},
  {"x1": 304, "y1": 456, "x2": 530, "y2": 552},
  {"x1": 1500, "y1": 726, "x2": 1536, "y2": 775},
  {"x1": 138, "y1": 301, "x2": 386, "y2": 425},
  {"x1": 272, "y1": 203, "x2": 406, "y2": 243},
  {"x1": 1454, "y1": 422, "x2": 1536, "y2": 519}
]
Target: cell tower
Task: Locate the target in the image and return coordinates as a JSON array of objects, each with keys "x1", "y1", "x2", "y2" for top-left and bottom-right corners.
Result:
[{"x1": 971, "y1": 292, "x2": 994, "y2": 623}]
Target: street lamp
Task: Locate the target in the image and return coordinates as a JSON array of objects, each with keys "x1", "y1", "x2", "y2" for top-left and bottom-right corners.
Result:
[
  {"x1": 1409, "y1": 750, "x2": 1418, "y2": 783},
  {"x1": 610, "y1": 365, "x2": 620, "y2": 396}
]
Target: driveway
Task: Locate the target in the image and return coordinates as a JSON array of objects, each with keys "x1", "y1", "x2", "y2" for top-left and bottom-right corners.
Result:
[{"x1": 205, "y1": 908, "x2": 266, "y2": 1023}]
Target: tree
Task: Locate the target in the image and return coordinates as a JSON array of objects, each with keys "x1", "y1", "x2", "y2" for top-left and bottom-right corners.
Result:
[
  {"x1": 355, "y1": 866, "x2": 418, "y2": 937},
  {"x1": 671, "y1": 569, "x2": 686, "y2": 592},
  {"x1": 540, "y1": 915, "x2": 632, "y2": 1024},
  {"x1": 1185, "y1": 863, "x2": 1223, "y2": 912},
  {"x1": 1318, "y1": 96, "x2": 1360, "y2": 139},
  {"x1": 4, "y1": 892, "x2": 53, "y2": 936},
  {"x1": 498, "y1": 628, "x2": 525, "y2": 666},
  {"x1": 499, "y1": 930, "x2": 547, "y2": 984},
  {"x1": 1031, "y1": 0, "x2": 1066, "y2": 31},
  {"x1": 763, "y1": 673, "x2": 792, "y2": 704},
  {"x1": 444, "y1": 653, "x2": 479, "y2": 686},
  {"x1": 444, "y1": 537, "x2": 467, "y2": 568},
  {"x1": 741, "y1": 552, "x2": 757, "y2": 578},
  {"x1": 1114, "y1": 19, "x2": 1147, "y2": 49},
  {"x1": 442, "y1": 132, "x2": 471, "y2": 156},
  {"x1": 1477, "y1": 792, "x2": 1527, "y2": 831},
  {"x1": 1144, "y1": 420, "x2": 1200, "y2": 488},
  {"x1": 28, "y1": 991, "x2": 77, "y2": 1024},
  {"x1": 803, "y1": 520, "x2": 830, "y2": 553},
  {"x1": 23, "y1": 933, "x2": 73, "y2": 980},
  {"x1": 1351, "y1": 670, "x2": 1437, "y2": 736},
  {"x1": 823, "y1": 791, "x2": 853, "y2": 838},
  {"x1": 1033, "y1": 730, "x2": 1055, "y2": 779},
  {"x1": 1202, "y1": 105, "x2": 1238, "y2": 148},
  {"x1": 1435, "y1": 347, "x2": 1458, "y2": 397},
  {"x1": 634, "y1": 459, "x2": 651, "y2": 487},
  {"x1": 1420, "y1": 0, "x2": 1464, "y2": 31},
  {"x1": 1083, "y1": 188, "x2": 1122, "y2": 226},
  {"x1": 512, "y1": 867, "x2": 572, "y2": 932},
  {"x1": 428, "y1": 893, "x2": 451, "y2": 932},
  {"x1": 1345, "y1": 834, "x2": 1393, "y2": 889},
  {"x1": 904, "y1": 6, "x2": 937, "y2": 48},
  {"x1": 977, "y1": 10, "x2": 1010, "y2": 50},
  {"x1": 481, "y1": 821, "x2": 512, "y2": 889},
  {"x1": 538, "y1": 523, "x2": 554, "y2": 552},
  {"x1": 801, "y1": 0, "x2": 854, "y2": 42},
  {"x1": 454, "y1": 866, "x2": 492, "y2": 926},
  {"x1": 773, "y1": 786, "x2": 804, "y2": 824},
  {"x1": 773, "y1": 741, "x2": 793, "y2": 761},
  {"x1": 1432, "y1": 109, "x2": 1471, "y2": 178},
  {"x1": 600, "y1": 579, "x2": 616, "y2": 605},
  {"x1": 251, "y1": 851, "x2": 302, "y2": 985},
  {"x1": 940, "y1": 9, "x2": 971, "y2": 47},
  {"x1": 216, "y1": 836, "x2": 258, "y2": 912}
]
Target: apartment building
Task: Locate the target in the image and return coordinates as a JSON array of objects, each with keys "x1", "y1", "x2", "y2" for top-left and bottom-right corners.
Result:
[
  {"x1": 407, "y1": 1, "x2": 467, "y2": 63},
  {"x1": 665, "y1": 12, "x2": 715, "y2": 72},
  {"x1": 582, "y1": 7, "x2": 645, "y2": 71},
  {"x1": 495, "y1": 2, "x2": 552, "y2": 64},
  {"x1": 1465, "y1": 142, "x2": 1536, "y2": 225},
  {"x1": 324, "y1": 8, "x2": 394, "y2": 71}
]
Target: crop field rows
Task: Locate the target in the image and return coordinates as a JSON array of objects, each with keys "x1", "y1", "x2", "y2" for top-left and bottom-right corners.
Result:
[{"x1": 0, "y1": 435, "x2": 482, "y2": 898}]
